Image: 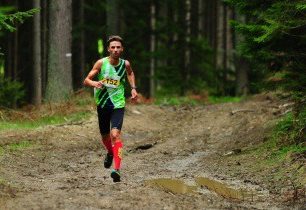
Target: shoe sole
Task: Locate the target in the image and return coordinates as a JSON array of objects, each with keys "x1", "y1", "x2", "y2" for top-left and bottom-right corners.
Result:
[{"x1": 111, "y1": 171, "x2": 121, "y2": 182}]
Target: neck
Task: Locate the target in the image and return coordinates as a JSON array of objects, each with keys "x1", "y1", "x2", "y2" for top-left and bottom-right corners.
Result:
[{"x1": 109, "y1": 56, "x2": 119, "y2": 65}]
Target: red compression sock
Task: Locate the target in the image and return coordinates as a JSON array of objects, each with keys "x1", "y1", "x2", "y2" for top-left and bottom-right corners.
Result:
[
  {"x1": 102, "y1": 137, "x2": 113, "y2": 154},
  {"x1": 113, "y1": 141, "x2": 123, "y2": 170}
]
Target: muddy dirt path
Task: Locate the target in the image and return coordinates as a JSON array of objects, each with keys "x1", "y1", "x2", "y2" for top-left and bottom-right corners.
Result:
[{"x1": 0, "y1": 95, "x2": 301, "y2": 209}]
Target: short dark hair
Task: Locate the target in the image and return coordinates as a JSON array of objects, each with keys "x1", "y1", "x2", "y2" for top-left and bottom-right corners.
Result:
[{"x1": 107, "y1": 35, "x2": 123, "y2": 47}]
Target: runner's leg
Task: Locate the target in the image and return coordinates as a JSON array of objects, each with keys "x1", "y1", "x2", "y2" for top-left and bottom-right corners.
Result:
[
  {"x1": 111, "y1": 129, "x2": 123, "y2": 170},
  {"x1": 102, "y1": 134, "x2": 113, "y2": 154},
  {"x1": 110, "y1": 108, "x2": 124, "y2": 182},
  {"x1": 97, "y1": 106, "x2": 113, "y2": 168},
  {"x1": 97, "y1": 106, "x2": 112, "y2": 153}
]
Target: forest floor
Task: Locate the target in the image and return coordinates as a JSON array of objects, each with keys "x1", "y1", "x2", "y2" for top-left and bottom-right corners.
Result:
[{"x1": 0, "y1": 93, "x2": 305, "y2": 209}]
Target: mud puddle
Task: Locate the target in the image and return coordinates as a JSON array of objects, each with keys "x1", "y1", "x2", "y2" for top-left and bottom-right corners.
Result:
[
  {"x1": 147, "y1": 177, "x2": 264, "y2": 202},
  {"x1": 146, "y1": 178, "x2": 196, "y2": 194},
  {"x1": 195, "y1": 177, "x2": 260, "y2": 201}
]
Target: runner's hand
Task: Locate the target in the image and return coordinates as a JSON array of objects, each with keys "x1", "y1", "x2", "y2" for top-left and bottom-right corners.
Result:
[
  {"x1": 131, "y1": 89, "x2": 138, "y2": 101},
  {"x1": 93, "y1": 81, "x2": 103, "y2": 89}
]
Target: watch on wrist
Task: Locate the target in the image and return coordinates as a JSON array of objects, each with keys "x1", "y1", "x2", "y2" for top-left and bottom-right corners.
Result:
[{"x1": 131, "y1": 86, "x2": 137, "y2": 90}]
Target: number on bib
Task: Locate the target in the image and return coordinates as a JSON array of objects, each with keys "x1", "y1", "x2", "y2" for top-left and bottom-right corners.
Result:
[{"x1": 101, "y1": 77, "x2": 120, "y2": 88}]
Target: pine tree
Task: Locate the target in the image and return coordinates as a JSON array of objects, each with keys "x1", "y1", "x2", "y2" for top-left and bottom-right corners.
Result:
[
  {"x1": 0, "y1": 8, "x2": 38, "y2": 32},
  {"x1": 227, "y1": 0, "x2": 306, "y2": 143}
]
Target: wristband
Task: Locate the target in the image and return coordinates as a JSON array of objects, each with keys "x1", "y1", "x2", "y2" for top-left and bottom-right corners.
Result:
[{"x1": 131, "y1": 86, "x2": 137, "y2": 90}]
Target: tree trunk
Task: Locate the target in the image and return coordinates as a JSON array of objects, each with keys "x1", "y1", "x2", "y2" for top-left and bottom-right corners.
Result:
[
  {"x1": 72, "y1": 0, "x2": 85, "y2": 90},
  {"x1": 46, "y1": 0, "x2": 73, "y2": 102},
  {"x1": 206, "y1": 0, "x2": 211, "y2": 45},
  {"x1": 12, "y1": 0, "x2": 19, "y2": 80},
  {"x1": 32, "y1": 0, "x2": 42, "y2": 105},
  {"x1": 215, "y1": 0, "x2": 226, "y2": 94},
  {"x1": 212, "y1": 0, "x2": 218, "y2": 68},
  {"x1": 149, "y1": 0, "x2": 156, "y2": 98},
  {"x1": 79, "y1": 0, "x2": 85, "y2": 88},
  {"x1": 173, "y1": 4, "x2": 178, "y2": 42},
  {"x1": 234, "y1": 12, "x2": 249, "y2": 96},
  {"x1": 13, "y1": 29, "x2": 18, "y2": 79},
  {"x1": 184, "y1": 0, "x2": 191, "y2": 94},
  {"x1": 235, "y1": 57, "x2": 249, "y2": 96},
  {"x1": 5, "y1": 33, "x2": 13, "y2": 78},
  {"x1": 106, "y1": 0, "x2": 119, "y2": 36},
  {"x1": 216, "y1": 0, "x2": 224, "y2": 69},
  {"x1": 222, "y1": 4, "x2": 227, "y2": 71},
  {"x1": 41, "y1": 0, "x2": 48, "y2": 97},
  {"x1": 198, "y1": 0, "x2": 203, "y2": 39},
  {"x1": 226, "y1": 7, "x2": 234, "y2": 71}
]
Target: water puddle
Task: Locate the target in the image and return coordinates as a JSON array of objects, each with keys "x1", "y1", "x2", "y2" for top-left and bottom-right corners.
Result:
[
  {"x1": 195, "y1": 177, "x2": 254, "y2": 201},
  {"x1": 146, "y1": 178, "x2": 196, "y2": 194},
  {"x1": 147, "y1": 177, "x2": 260, "y2": 201}
]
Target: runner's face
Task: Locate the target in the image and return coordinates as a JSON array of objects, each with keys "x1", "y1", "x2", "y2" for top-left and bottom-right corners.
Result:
[{"x1": 108, "y1": 41, "x2": 123, "y2": 59}]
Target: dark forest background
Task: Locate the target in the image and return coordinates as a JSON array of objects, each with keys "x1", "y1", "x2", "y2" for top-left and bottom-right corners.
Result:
[
  {"x1": 0, "y1": 0, "x2": 262, "y2": 104},
  {"x1": 0, "y1": 0, "x2": 305, "y2": 114}
]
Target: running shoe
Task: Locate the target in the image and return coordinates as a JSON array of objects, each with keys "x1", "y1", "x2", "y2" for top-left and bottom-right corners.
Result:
[
  {"x1": 111, "y1": 170, "x2": 121, "y2": 182},
  {"x1": 104, "y1": 153, "x2": 113, "y2": 168}
]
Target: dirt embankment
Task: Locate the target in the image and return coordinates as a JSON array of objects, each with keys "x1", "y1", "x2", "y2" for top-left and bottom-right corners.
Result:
[{"x1": 0, "y1": 94, "x2": 304, "y2": 209}]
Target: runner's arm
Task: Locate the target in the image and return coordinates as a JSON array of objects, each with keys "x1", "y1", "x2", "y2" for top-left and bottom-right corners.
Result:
[
  {"x1": 83, "y1": 59, "x2": 103, "y2": 89},
  {"x1": 125, "y1": 60, "x2": 138, "y2": 99}
]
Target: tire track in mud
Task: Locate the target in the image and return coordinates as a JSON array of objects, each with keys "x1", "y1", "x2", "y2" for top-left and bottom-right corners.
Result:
[{"x1": 0, "y1": 96, "x2": 296, "y2": 209}]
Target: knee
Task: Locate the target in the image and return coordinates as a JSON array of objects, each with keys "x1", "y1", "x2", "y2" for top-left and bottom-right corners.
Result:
[{"x1": 110, "y1": 130, "x2": 121, "y2": 141}]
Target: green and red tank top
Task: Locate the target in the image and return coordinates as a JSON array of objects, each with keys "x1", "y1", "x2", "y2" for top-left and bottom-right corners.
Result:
[{"x1": 94, "y1": 57, "x2": 126, "y2": 108}]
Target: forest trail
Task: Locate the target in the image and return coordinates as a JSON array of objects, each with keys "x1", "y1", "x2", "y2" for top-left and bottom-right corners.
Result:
[{"x1": 0, "y1": 94, "x2": 301, "y2": 209}]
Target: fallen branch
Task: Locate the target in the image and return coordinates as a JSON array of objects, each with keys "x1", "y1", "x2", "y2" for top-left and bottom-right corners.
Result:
[
  {"x1": 230, "y1": 109, "x2": 255, "y2": 115},
  {"x1": 54, "y1": 121, "x2": 89, "y2": 127},
  {"x1": 135, "y1": 143, "x2": 155, "y2": 150}
]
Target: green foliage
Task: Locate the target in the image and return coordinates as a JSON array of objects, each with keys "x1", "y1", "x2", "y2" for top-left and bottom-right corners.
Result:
[
  {"x1": 227, "y1": 0, "x2": 306, "y2": 144},
  {"x1": 208, "y1": 96, "x2": 242, "y2": 104},
  {"x1": 119, "y1": 0, "x2": 216, "y2": 96},
  {"x1": 6, "y1": 140, "x2": 33, "y2": 151},
  {"x1": 249, "y1": 110, "x2": 305, "y2": 168},
  {"x1": 97, "y1": 39, "x2": 104, "y2": 57},
  {"x1": 249, "y1": 107, "x2": 305, "y2": 176},
  {"x1": 0, "y1": 111, "x2": 90, "y2": 131},
  {"x1": 270, "y1": 144, "x2": 306, "y2": 159},
  {"x1": 154, "y1": 37, "x2": 215, "y2": 96},
  {"x1": 189, "y1": 38, "x2": 215, "y2": 93},
  {"x1": 154, "y1": 96, "x2": 200, "y2": 106},
  {"x1": 0, "y1": 8, "x2": 39, "y2": 32},
  {"x1": 266, "y1": 109, "x2": 306, "y2": 153},
  {"x1": 154, "y1": 95, "x2": 241, "y2": 106},
  {"x1": 0, "y1": 55, "x2": 4, "y2": 76},
  {"x1": 75, "y1": 95, "x2": 94, "y2": 107},
  {"x1": 0, "y1": 77, "x2": 25, "y2": 107},
  {"x1": 0, "y1": 140, "x2": 35, "y2": 156},
  {"x1": 253, "y1": 19, "x2": 280, "y2": 43},
  {"x1": 296, "y1": 3, "x2": 306, "y2": 10}
]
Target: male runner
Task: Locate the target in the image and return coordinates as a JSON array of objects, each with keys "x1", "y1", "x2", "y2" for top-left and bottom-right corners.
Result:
[{"x1": 84, "y1": 35, "x2": 138, "y2": 182}]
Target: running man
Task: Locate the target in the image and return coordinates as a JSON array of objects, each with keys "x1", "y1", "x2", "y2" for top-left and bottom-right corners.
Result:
[{"x1": 83, "y1": 35, "x2": 138, "y2": 182}]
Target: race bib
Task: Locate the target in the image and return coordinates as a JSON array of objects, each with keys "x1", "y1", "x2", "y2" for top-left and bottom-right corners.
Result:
[{"x1": 101, "y1": 75, "x2": 120, "y2": 88}]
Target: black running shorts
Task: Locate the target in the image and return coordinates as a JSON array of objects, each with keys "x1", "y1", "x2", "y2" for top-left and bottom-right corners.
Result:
[{"x1": 97, "y1": 106, "x2": 125, "y2": 135}]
